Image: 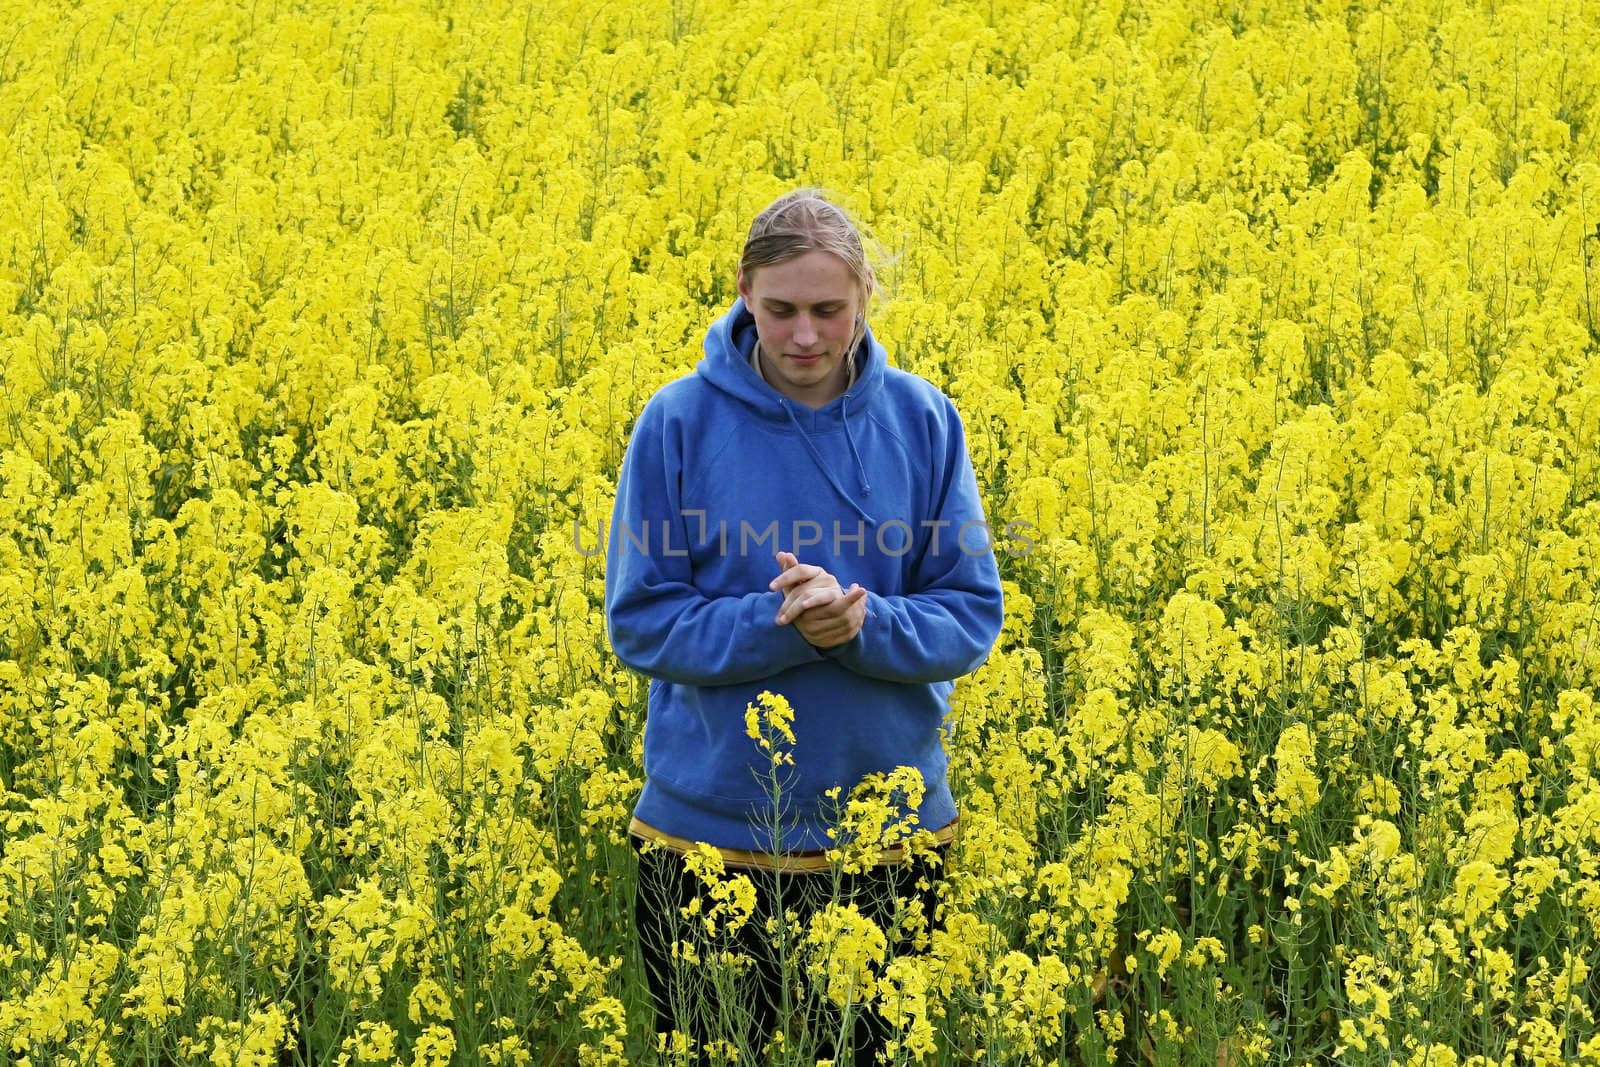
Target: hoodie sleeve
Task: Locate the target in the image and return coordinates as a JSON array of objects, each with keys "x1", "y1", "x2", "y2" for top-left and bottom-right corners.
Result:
[
  {"x1": 818, "y1": 399, "x2": 1005, "y2": 684},
  {"x1": 604, "y1": 394, "x2": 823, "y2": 686}
]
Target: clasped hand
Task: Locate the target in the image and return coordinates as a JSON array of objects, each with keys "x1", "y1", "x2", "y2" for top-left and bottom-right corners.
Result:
[{"x1": 768, "y1": 550, "x2": 868, "y2": 649}]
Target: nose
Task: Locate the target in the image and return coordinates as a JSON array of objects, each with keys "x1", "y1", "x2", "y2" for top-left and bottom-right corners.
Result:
[{"x1": 793, "y1": 314, "x2": 818, "y2": 347}]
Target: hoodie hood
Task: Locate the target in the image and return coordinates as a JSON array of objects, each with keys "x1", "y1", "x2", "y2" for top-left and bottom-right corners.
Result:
[{"x1": 696, "y1": 297, "x2": 885, "y2": 524}]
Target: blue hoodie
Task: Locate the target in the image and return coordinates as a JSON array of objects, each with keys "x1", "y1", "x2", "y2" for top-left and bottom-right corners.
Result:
[{"x1": 604, "y1": 297, "x2": 1004, "y2": 853}]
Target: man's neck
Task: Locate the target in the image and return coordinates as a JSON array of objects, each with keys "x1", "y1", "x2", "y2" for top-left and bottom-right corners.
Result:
[{"x1": 752, "y1": 342, "x2": 852, "y2": 409}]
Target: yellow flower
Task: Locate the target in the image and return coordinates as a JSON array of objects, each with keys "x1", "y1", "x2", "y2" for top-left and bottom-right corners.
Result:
[
  {"x1": 803, "y1": 903, "x2": 888, "y2": 1007},
  {"x1": 1271, "y1": 723, "x2": 1320, "y2": 821}
]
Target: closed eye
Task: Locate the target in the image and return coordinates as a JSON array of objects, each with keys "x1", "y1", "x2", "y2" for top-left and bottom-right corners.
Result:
[{"x1": 764, "y1": 303, "x2": 845, "y2": 317}]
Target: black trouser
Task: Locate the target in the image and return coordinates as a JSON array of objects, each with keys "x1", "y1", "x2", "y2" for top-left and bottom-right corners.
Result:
[{"x1": 631, "y1": 836, "x2": 948, "y2": 1065}]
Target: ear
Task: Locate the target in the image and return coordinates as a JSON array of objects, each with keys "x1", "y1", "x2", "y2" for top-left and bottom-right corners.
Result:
[{"x1": 737, "y1": 268, "x2": 752, "y2": 304}]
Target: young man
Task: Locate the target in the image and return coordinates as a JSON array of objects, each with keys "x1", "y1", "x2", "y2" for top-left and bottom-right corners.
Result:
[{"x1": 605, "y1": 189, "x2": 1004, "y2": 1062}]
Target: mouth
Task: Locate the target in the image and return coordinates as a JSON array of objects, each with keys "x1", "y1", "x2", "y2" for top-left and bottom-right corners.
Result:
[{"x1": 785, "y1": 353, "x2": 823, "y2": 364}]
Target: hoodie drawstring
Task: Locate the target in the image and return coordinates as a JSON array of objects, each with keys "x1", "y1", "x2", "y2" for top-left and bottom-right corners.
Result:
[
  {"x1": 780, "y1": 399, "x2": 877, "y2": 527},
  {"x1": 842, "y1": 395, "x2": 872, "y2": 495}
]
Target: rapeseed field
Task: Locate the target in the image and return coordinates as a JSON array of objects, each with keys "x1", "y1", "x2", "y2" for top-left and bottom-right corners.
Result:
[{"x1": 2, "y1": 0, "x2": 1599, "y2": 1063}]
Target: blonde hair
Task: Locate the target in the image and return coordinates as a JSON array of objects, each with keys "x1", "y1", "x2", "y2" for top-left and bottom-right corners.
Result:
[{"x1": 740, "y1": 188, "x2": 877, "y2": 367}]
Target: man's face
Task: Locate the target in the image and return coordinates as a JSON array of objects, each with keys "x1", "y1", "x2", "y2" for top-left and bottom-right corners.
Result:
[{"x1": 739, "y1": 250, "x2": 865, "y2": 410}]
